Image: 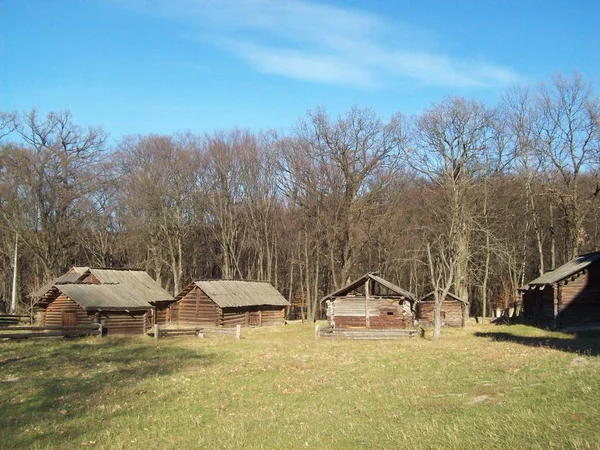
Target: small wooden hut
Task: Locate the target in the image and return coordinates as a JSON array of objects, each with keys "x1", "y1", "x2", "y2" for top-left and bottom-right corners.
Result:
[
  {"x1": 416, "y1": 291, "x2": 467, "y2": 328},
  {"x1": 321, "y1": 273, "x2": 416, "y2": 329},
  {"x1": 32, "y1": 267, "x2": 174, "y2": 335},
  {"x1": 521, "y1": 251, "x2": 600, "y2": 329},
  {"x1": 169, "y1": 280, "x2": 289, "y2": 328}
]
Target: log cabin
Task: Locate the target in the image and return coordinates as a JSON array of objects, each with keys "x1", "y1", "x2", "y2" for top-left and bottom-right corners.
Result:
[
  {"x1": 415, "y1": 291, "x2": 467, "y2": 328},
  {"x1": 32, "y1": 267, "x2": 174, "y2": 335},
  {"x1": 169, "y1": 280, "x2": 289, "y2": 328},
  {"x1": 321, "y1": 273, "x2": 416, "y2": 329},
  {"x1": 520, "y1": 251, "x2": 600, "y2": 330}
]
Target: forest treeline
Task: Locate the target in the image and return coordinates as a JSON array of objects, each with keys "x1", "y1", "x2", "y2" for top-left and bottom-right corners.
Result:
[{"x1": 1, "y1": 72, "x2": 599, "y2": 319}]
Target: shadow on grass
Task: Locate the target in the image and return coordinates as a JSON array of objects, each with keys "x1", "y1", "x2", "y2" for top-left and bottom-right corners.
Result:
[
  {"x1": 0, "y1": 338, "x2": 216, "y2": 449},
  {"x1": 474, "y1": 330, "x2": 600, "y2": 356}
]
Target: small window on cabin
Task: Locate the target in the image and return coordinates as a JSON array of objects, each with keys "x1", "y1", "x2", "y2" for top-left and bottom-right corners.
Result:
[{"x1": 387, "y1": 311, "x2": 394, "y2": 316}]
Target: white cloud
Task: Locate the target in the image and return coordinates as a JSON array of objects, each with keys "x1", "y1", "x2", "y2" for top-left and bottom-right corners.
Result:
[{"x1": 115, "y1": 0, "x2": 521, "y2": 89}]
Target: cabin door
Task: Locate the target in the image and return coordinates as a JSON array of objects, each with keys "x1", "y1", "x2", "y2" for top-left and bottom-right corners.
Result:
[
  {"x1": 248, "y1": 311, "x2": 261, "y2": 327},
  {"x1": 62, "y1": 311, "x2": 78, "y2": 327}
]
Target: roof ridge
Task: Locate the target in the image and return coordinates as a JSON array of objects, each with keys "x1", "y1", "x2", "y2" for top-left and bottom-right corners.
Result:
[{"x1": 194, "y1": 279, "x2": 272, "y2": 283}]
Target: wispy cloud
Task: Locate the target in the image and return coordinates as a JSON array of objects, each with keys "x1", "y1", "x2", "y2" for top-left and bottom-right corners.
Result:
[{"x1": 115, "y1": 0, "x2": 521, "y2": 89}]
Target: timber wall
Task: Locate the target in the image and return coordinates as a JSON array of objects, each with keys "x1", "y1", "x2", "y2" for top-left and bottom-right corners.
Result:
[
  {"x1": 96, "y1": 311, "x2": 148, "y2": 335},
  {"x1": 43, "y1": 294, "x2": 148, "y2": 335},
  {"x1": 416, "y1": 300, "x2": 464, "y2": 327},
  {"x1": 219, "y1": 306, "x2": 285, "y2": 327},
  {"x1": 523, "y1": 287, "x2": 556, "y2": 325},
  {"x1": 558, "y1": 265, "x2": 600, "y2": 327},
  {"x1": 259, "y1": 306, "x2": 286, "y2": 326},
  {"x1": 219, "y1": 306, "x2": 246, "y2": 327},
  {"x1": 332, "y1": 297, "x2": 412, "y2": 329},
  {"x1": 170, "y1": 287, "x2": 218, "y2": 326},
  {"x1": 155, "y1": 307, "x2": 169, "y2": 326},
  {"x1": 43, "y1": 294, "x2": 92, "y2": 327}
]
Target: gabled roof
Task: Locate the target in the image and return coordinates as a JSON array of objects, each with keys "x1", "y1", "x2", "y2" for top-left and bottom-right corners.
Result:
[
  {"x1": 522, "y1": 251, "x2": 600, "y2": 289},
  {"x1": 320, "y1": 272, "x2": 415, "y2": 302},
  {"x1": 52, "y1": 284, "x2": 152, "y2": 311},
  {"x1": 177, "y1": 280, "x2": 289, "y2": 308},
  {"x1": 87, "y1": 269, "x2": 172, "y2": 302},
  {"x1": 33, "y1": 267, "x2": 173, "y2": 310},
  {"x1": 419, "y1": 290, "x2": 468, "y2": 304},
  {"x1": 30, "y1": 266, "x2": 90, "y2": 299}
]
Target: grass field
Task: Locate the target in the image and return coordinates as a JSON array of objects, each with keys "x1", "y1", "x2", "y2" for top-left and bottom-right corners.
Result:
[{"x1": 1, "y1": 323, "x2": 599, "y2": 449}]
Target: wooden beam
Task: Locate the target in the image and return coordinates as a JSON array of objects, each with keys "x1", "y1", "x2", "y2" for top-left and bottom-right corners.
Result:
[{"x1": 365, "y1": 279, "x2": 371, "y2": 329}]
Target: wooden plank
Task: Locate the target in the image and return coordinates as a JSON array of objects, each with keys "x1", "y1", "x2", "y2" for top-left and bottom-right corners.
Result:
[
  {"x1": 1, "y1": 325, "x2": 100, "y2": 331},
  {"x1": 365, "y1": 278, "x2": 371, "y2": 329},
  {"x1": 0, "y1": 330, "x2": 101, "y2": 339},
  {"x1": 318, "y1": 327, "x2": 417, "y2": 340}
]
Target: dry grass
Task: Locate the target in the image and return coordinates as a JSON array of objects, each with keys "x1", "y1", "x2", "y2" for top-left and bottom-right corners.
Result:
[{"x1": 1, "y1": 323, "x2": 599, "y2": 449}]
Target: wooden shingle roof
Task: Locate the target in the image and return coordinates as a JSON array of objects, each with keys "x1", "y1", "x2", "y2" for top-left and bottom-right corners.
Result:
[
  {"x1": 177, "y1": 280, "x2": 289, "y2": 308},
  {"x1": 521, "y1": 251, "x2": 600, "y2": 289},
  {"x1": 52, "y1": 284, "x2": 153, "y2": 311},
  {"x1": 32, "y1": 267, "x2": 173, "y2": 311},
  {"x1": 419, "y1": 290, "x2": 468, "y2": 304},
  {"x1": 320, "y1": 272, "x2": 416, "y2": 302}
]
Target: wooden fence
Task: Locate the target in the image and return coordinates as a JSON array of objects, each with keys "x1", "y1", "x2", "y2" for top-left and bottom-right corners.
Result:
[
  {"x1": 0, "y1": 314, "x2": 32, "y2": 327},
  {"x1": 0, "y1": 324, "x2": 102, "y2": 340},
  {"x1": 151, "y1": 324, "x2": 241, "y2": 339},
  {"x1": 316, "y1": 324, "x2": 417, "y2": 340}
]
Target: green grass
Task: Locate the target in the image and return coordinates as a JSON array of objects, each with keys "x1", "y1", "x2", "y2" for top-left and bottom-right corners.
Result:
[{"x1": 1, "y1": 323, "x2": 600, "y2": 449}]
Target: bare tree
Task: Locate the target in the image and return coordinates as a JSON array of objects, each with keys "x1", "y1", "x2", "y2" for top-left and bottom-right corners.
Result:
[
  {"x1": 426, "y1": 237, "x2": 456, "y2": 340},
  {"x1": 204, "y1": 129, "x2": 253, "y2": 279},
  {"x1": 0, "y1": 109, "x2": 107, "y2": 278},
  {"x1": 290, "y1": 106, "x2": 406, "y2": 288},
  {"x1": 117, "y1": 133, "x2": 202, "y2": 293},
  {"x1": 407, "y1": 98, "x2": 494, "y2": 311},
  {"x1": 534, "y1": 72, "x2": 600, "y2": 260}
]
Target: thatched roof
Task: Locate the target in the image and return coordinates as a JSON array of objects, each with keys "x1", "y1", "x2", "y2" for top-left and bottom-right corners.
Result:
[
  {"x1": 177, "y1": 280, "x2": 289, "y2": 308},
  {"x1": 320, "y1": 272, "x2": 416, "y2": 302},
  {"x1": 521, "y1": 251, "x2": 600, "y2": 289},
  {"x1": 32, "y1": 267, "x2": 173, "y2": 311}
]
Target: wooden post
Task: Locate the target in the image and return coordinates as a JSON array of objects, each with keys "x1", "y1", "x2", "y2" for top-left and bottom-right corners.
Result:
[
  {"x1": 236, "y1": 324, "x2": 241, "y2": 339},
  {"x1": 315, "y1": 324, "x2": 320, "y2": 339},
  {"x1": 143, "y1": 312, "x2": 148, "y2": 335},
  {"x1": 365, "y1": 277, "x2": 371, "y2": 329},
  {"x1": 10, "y1": 233, "x2": 18, "y2": 314},
  {"x1": 154, "y1": 324, "x2": 160, "y2": 339}
]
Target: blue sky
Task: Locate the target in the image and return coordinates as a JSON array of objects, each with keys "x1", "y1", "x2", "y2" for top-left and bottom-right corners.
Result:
[{"x1": 2, "y1": 0, "x2": 599, "y2": 141}]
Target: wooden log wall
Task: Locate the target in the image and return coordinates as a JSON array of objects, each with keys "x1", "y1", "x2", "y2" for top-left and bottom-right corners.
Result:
[
  {"x1": 332, "y1": 297, "x2": 412, "y2": 329},
  {"x1": 170, "y1": 287, "x2": 218, "y2": 326},
  {"x1": 218, "y1": 306, "x2": 285, "y2": 327},
  {"x1": 220, "y1": 307, "x2": 247, "y2": 328},
  {"x1": 416, "y1": 300, "x2": 464, "y2": 328},
  {"x1": 523, "y1": 287, "x2": 556, "y2": 326},
  {"x1": 260, "y1": 307, "x2": 285, "y2": 326},
  {"x1": 97, "y1": 311, "x2": 147, "y2": 335},
  {"x1": 558, "y1": 266, "x2": 600, "y2": 326},
  {"x1": 82, "y1": 274, "x2": 101, "y2": 284},
  {"x1": 44, "y1": 294, "x2": 92, "y2": 327},
  {"x1": 155, "y1": 307, "x2": 169, "y2": 326}
]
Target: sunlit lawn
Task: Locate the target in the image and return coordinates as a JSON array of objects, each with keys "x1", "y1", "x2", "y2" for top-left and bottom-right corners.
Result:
[{"x1": 1, "y1": 323, "x2": 599, "y2": 449}]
